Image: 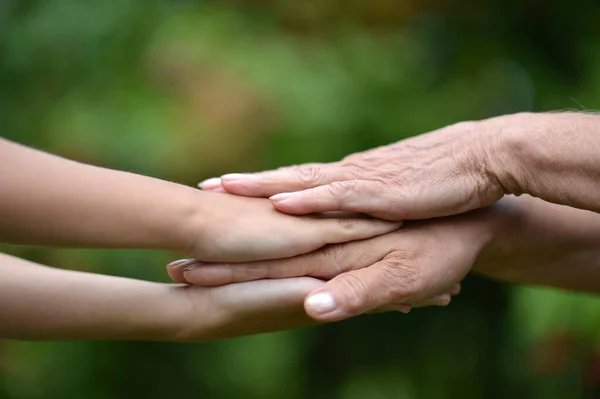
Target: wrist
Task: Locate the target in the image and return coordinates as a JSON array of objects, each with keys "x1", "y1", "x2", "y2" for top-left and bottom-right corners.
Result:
[
  {"x1": 108, "y1": 282, "x2": 184, "y2": 341},
  {"x1": 481, "y1": 112, "x2": 600, "y2": 205},
  {"x1": 168, "y1": 190, "x2": 216, "y2": 258},
  {"x1": 154, "y1": 185, "x2": 208, "y2": 256},
  {"x1": 472, "y1": 196, "x2": 527, "y2": 268},
  {"x1": 136, "y1": 284, "x2": 201, "y2": 342},
  {"x1": 475, "y1": 112, "x2": 536, "y2": 198}
]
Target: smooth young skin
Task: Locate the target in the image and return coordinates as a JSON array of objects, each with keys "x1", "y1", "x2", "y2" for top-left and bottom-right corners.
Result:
[
  {"x1": 0, "y1": 138, "x2": 399, "y2": 263},
  {"x1": 170, "y1": 206, "x2": 499, "y2": 321},
  {"x1": 201, "y1": 112, "x2": 600, "y2": 219},
  {"x1": 172, "y1": 196, "x2": 600, "y2": 322},
  {"x1": 0, "y1": 253, "x2": 323, "y2": 341}
]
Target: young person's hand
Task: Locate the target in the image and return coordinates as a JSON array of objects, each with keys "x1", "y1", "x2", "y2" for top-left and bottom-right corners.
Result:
[
  {"x1": 0, "y1": 139, "x2": 399, "y2": 265},
  {"x1": 166, "y1": 277, "x2": 324, "y2": 342},
  {"x1": 169, "y1": 207, "x2": 497, "y2": 321},
  {"x1": 179, "y1": 191, "x2": 401, "y2": 262},
  {"x1": 0, "y1": 253, "x2": 323, "y2": 341}
]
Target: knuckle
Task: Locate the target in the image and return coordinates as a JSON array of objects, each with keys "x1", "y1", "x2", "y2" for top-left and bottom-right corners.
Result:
[
  {"x1": 336, "y1": 217, "x2": 357, "y2": 231},
  {"x1": 340, "y1": 161, "x2": 365, "y2": 178},
  {"x1": 328, "y1": 180, "x2": 358, "y2": 196},
  {"x1": 338, "y1": 273, "x2": 371, "y2": 315},
  {"x1": 382, "y1": 258, "x2": 422, "y2": 301},
  {"x1": 313, "y1": 244, "x2": 346, "y2": 278},
  {"x1": 293, "y1": 165, "x2": 325, "y2": 184}
]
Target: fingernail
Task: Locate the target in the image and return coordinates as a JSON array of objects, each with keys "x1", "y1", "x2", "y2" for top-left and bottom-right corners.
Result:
[
  {"x1": 221, "y1": 173, "x2": 250, "y2": 181},
  {"x1": 183, "y1": 264, "x2": 199, "y2": 272},
  {"x1": 198, "y1": 178, "x2": 221, "y2": 189},
  {"x1": 305, "y1": 292, "x2": 337, "y2": 315},
  {"x1": 397, "y1": 305, "x2": 411, "y2": 314},
  {"x1": 270, "y1": 192, "x2": 294, "y2": 202},
  {"x1": 167, "y1": 259, "x2": 194, "y2": 268}
]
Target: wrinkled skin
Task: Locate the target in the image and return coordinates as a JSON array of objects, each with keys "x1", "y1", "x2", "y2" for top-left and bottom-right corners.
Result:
[
  {"x1": 168, "y1": 210, "x2": 490, "y2": 322},
  {"x1": 201, "y1": 120, "x2": 505, "y2": 221}
]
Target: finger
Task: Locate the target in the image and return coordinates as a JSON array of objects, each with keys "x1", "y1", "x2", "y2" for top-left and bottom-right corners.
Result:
[
  {"x1": 303, "y1": 256, "x2": 417, "y2": 322},
  {"x1": 182, "y1": 232, "x2": 402, "y2": 286},
  {"x1": 215, "y1": 163, "x2": 350, "y2": 197},
  {"x1": 449, "y1": 283, "x2": 461, "y2": 296},
  {"x1": 182, "y1": 255, "x2": 314, "y2": 286},
  {"x1": 412, "y1": 293, "x2": 452, "y2": 308},
  {"x1": 367, "y1": 292, "x2": 455, "y2": 315},
  {"x1": 367, "y1": 304, "x2": 411, "y2": 314},
  {"x1": 270, "y1": 180, "x2": 400, "y2": 220},
  {"x1": 196, "y1": 277, "x2": 326, "y2": 341},
  {"x1": 314, "y1": 218, "x2": 401, "y2": 249},
  {"x1": 183, "y1": 239, "x2": 348, "y2": 286},
  {"x1": 166, "y1": 259, "x2": 197, "y2": 284},
  {"x1": 197, "y1": 178, "x2": 224, "y2": 191}
]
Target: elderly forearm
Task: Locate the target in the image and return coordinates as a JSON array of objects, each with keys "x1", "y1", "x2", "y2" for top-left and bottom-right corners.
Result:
[
  {"x1": 487, "y1": 112, "x2": 600, "y2": 213},
  {"x1": 0, "y1": 253, "x2": 181, "y2": 340},
  {"x1": 0, "y1": 138, "x2": 201, "y2": 252},
  {"x1": 474, "y1": 195, "x2": 600, "y2": 292}
]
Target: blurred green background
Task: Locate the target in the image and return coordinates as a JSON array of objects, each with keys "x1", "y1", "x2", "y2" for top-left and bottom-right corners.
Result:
[{"x1": 2, "y1": 1, "x2": 600, "y2": 398}]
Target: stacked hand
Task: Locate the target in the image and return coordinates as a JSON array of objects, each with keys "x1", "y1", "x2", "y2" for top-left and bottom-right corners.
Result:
[
  {"x1": 5, "y1": 111, "x2": 600, "y2": 342},
  {"x1": 177, "y1": 111, "x2": 600, "y2": 327},
  {"x1": 175, "y1": 115, "x2": 511, "y2": 322},
  {"x1": 168, "y1": 215, "x2": 486, "y2": 321}
]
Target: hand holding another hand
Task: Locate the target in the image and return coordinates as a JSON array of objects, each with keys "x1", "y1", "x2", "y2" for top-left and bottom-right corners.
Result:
[
  {"x1": 170, "y1": 207, "x2": 497, "y2": 322},
  {"x1": 184, "y1": 191, "x2": 400, "y2": 262}
]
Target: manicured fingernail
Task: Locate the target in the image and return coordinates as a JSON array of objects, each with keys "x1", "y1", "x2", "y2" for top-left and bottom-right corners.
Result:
[
  {"x1": 221, "y1": 173, "x2": 250, "y2": 181},
  {"x1": 183, "y1": 264, "x2": 199, "y2": 272},
  {"x1": 305, "y1": 292, "x2": 337, "y2": 315},
  {"x1": 397, "y1": 305, "x2": 411, "y2": 314},
  {"x1": 198, "y1": 178, "x2": 221, "y2": 189},
  {"x1": 270, "y1": 192, "x2": 294, "y2": 202},
  {"x1": 167, "y1": 259, "x2": 194, "y2": 268}
]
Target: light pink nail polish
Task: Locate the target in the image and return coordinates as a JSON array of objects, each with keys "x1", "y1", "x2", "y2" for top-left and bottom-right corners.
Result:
[
  {"x1": 167, "y1": 259, "x2": 193, "y2": 268},
  {"x1": 183, "y1": 264, "x2": 198, "y2": 272}
]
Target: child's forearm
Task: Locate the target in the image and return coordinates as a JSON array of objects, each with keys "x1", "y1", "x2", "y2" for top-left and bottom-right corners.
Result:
[
  {"x1": 0, "y1": 138, "x2": 201, "y2": 252},
  {"x1": 0, "y1": 253, "x2": 180, "y2": 340},
  {"x1": 0, "y1": 253, "x2": 322, "y2": 341}
]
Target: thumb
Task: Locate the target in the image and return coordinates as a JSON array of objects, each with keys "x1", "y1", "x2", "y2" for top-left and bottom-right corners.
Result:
[{"x1": 304, "y1": 258, "x2": 417, "y2": 322}]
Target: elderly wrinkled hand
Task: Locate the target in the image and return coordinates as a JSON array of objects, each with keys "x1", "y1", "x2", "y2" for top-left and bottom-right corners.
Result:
[
  {"x1": 201, "y1": 112, "x2": 600, "y2": 220},
  {"x1": 167, "y1": 208, "x2": 496, "y2": 322},
  {"x1": 200, "y1": 117, "x2": 506, "y2": 220}
]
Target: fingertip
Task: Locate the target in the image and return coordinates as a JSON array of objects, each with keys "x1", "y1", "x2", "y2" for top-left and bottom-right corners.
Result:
[
  {"x1": 271, "y1": 197, "x2": 311, "y2": 215},
  {"x1": 304, "y1": 290, "x2": 341, "y2": 321},
  {"x1": 198, "y1": 178, "x2": 223, "y2": 190},
  {"x1": 183, "y1": 264, "x2": 230, "y2": 287},
  {"x1": 450, "y1": 284, "x2": 462, "y2": 295},
  {"x1": 221, "y1": 173, "x2": 250, "y2": 181},
  {"x1": 166, "y1": 259, "x2": 196, "y2": 284},
  {"x1": 433, "y1": 294, "x2": 452, "y2": 306},
  {"x1": 166, "y1": 266, "x2": 186, "y2": 283},
  {"x1": 220, "y1": 174, "x2": 260, "y2": 196}
]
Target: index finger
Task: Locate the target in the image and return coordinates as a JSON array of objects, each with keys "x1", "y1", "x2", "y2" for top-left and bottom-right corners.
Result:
[{"x1": 201, "y1": 163, "x2": 350, "y2": 197}]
